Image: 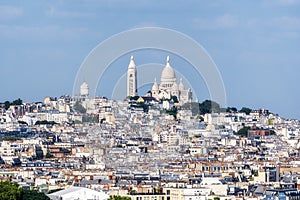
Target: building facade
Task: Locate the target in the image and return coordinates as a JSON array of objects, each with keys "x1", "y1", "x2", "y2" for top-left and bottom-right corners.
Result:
[{"x1": 151, "y1": 56, "x2": 192, "y2": 104}]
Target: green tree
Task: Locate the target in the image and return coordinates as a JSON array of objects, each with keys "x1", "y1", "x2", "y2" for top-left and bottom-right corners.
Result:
[
  {"x1": 4, "y1": 101, "x2": 10, "y2": 110},
  {"x1": 182, "y1": 100, "x2": 221, "y2": 116},
  {"x1": 73, "y1": 101, "x2": 86, "y2": 114},
  {"x1": 270, "y1": 130, "x2": 276, "y2": 135},
  {"x1": 18, "y1": 121, "x2": 28, "y2": 125},
  {"x1": 1, "y1": 99, "x2": 23, "y2": 110},
  {"x1": 199, "y1": 100, "x2": 221, "y2": 114},
  {"x1": 197, "y1": 115, "x2": 204, "y2": 122},
  {"x1": 45, "y1": 152, "x2": 54, "y2": 158},
  {"x1": 108, "y1": 195, "x2": 131, "y2": 200},
  {"x1": 11, "y1": 98, "x2": 23, "y2": 106},
  {"x1": 1, "y1": 136, "x2": 21, "y2": 141},
  {"x1": 226, "y1": 107, "x2": 237, "y2": 113},
  {"x1": 239, "y1": 107, "x2": 252, "y2": 115},
  {"x1": 129, "y1": 96, "x2": 140, "y2": 101},
  {"x1": 35, "y1": 120, "x2": 57, "y2": 125},
  {"x1": 170, "y1": 95, "x2": 179, "y2": 103},
  {"x1": 22, "y1": 190, "x2": 49, "y2": 200},
  {"x1": 165, "y1": 106, "x2": 178, "y2": 119},
  {"x1": 181, "y1": 102, "x2": 201, "y2": 116},
  {"x1": 0, "y1": 181, "x2": 49, "y2": 200},
  {"x1": 0, "y1": 181, "x2": 22, "y2": 200},
  {"x1": 236, "y1": 126, "x2": 251, "y2": 137}
]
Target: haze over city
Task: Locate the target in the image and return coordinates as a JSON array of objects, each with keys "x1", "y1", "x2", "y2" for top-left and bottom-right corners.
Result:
[
  {"x1": 1, "y1": 0, "x2": 300, "y2": 119},
  {"x1": 2, "y1": 1, "x2": 300, "y2": 200}
]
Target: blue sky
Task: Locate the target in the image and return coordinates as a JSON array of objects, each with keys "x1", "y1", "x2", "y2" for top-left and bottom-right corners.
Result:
[{"x1": 0, "y1": 0, "x2": 300, "y2": 119}]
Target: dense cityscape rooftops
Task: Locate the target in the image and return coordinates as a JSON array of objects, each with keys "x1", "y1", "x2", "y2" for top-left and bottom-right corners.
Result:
[{"x1": 1, "y1": 92, "x2": 300, "y2": 199}]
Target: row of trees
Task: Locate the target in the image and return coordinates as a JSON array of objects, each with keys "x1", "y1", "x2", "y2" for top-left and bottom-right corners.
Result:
[
  {"x1": 1, "y1": 136, "x2": 21, "y2": 141},
  {"x1": 1, "y1": 98, "x2": 253, "y2": 115},
  {"x1": 0, "y1": 181, "x2": 49, "y2": 200},
  {"x1": 35, "y1": 120, "x2": 58, "y2": 125},
  {"x1": 182, "y1": 100, "x2": 252, "y2": 116},
  {"x1": 108, "y1": 196, "x2": 131, "y2": 200},
  {"x1": 0, "y1": 98, "x2": 23, "y2": 110}
]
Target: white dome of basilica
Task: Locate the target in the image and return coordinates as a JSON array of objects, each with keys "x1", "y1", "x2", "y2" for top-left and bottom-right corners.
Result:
[
  {"x1": 161, "y1": 56, "x2": 176, "y2": 82},
  {"x1": 80, "y1": 82, "x2": 89, "y2": 96}
]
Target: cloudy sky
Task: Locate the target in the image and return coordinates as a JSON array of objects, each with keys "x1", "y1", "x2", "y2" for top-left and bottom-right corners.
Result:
[{"x1": 0, "y1": 0, "x2": 300, "y2": 119}]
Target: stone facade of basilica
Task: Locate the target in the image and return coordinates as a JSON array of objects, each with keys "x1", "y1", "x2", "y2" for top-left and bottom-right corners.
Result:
[{"x1": 150, "y1": 56, "x2": 192, "y2": 104}]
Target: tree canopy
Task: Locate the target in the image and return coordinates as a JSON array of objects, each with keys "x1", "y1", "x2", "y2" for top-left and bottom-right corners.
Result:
[
  {"x1": 1, "y1": 99, "x2": 23, "y2": 110},
  {"x1": 0, "y1": 181, "x2": 49, "y2": 200},
  {"x1": 239, "y1": 107, "x2": 252, "y2": 115},
  {"x1": 226, "y1": 107, "x2": 238, "y2": 113},
  {"x1": 170, "y1": 95, "x2": 179, "y2": 103},
  {"x1": 18, "y1": 121, "x2": 28, "y2": 125},
  {"x1": 109, "y1": 195, "x2": 131, "y2": 200},
  {"x1": 73, "y1": 101, "x2": 86, "y2": 114},
  {"x1": 0, "y1": 181, "x2": 22, "y2": 200},
  {"x1": 199, "y1": 100, "x2": 221, "y2": 114},
  {"x1": 165, "y1": 106, "x2": 178, "y2": 119},
  {"x1": 22, "y1": 189, "x2": 49, "y2": 200},
  {"x1": 236, "y1": 126, "x2": 251, "y2": 137},
  {"x1": 182, "y1": 100, "x2": 221, "y2": 115},
  {"x1": 129, "y1": 96, "x2": 140, "y2": 101},
  {"x1": 1, "y1": 136, "x2": 21, "y2": 141},
  {"x1": 35, "y1": 120, "x2": 58, "y2": 125}
]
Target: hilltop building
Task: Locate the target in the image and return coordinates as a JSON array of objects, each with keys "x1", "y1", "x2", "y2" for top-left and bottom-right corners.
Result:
[
  {"x1": 126, "y1": 56, "x2": 192, "y2": 104},
  {"x1": 80, "y1": 82, "x2": 89, "y2": 98},
  {"x1": 151, "y1": 56, "x2": 192, "y2": 104}
]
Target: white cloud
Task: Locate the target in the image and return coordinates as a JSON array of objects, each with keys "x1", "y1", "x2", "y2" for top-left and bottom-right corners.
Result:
[
  {"x1": 272, "y1": 16, "x2": 300, "y2": 30},
  {"x1": 263, "y1": 0, "x2": 300, "y2": 6},
  {"x1": 0, "y1": 24, "x2": 92, "y2": 42},
  {"x1": 241, "y1": 16, "x2": 300, "y2": 42},
  {"x1": 132, "y1": 22, "x2": 158, "y2": 28},
  {"x1": 215, "y1": 14, "x2": 239, "y2": 28},
  {"x1": 193, "y1": 14, "x2": 239, "y2": 30},
  {"x1": 0, "y1": 5, "x2": 23, "y2": 20},
  {"x1": 277, "y1": 0, "x2": 300, "y2": 5},
  {"x1": 45, "y1": 6, "x2": 96, "y2": 18},
  {"x1": 238, "y1": 16, "x2": 300, "y2": 31}
]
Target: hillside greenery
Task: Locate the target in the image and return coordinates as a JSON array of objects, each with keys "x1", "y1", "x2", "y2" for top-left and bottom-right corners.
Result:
[{"x1": 0, "y1": 181, "x2": 49, "y2": 200}]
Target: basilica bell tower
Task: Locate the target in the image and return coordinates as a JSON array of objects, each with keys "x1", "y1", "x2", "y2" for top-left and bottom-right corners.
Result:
[{"x1": 127, "y1": 56, "x2": 137, "y2": 97}]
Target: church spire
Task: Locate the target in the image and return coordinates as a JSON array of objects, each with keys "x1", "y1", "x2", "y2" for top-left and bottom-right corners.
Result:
[
  {"x1": 165, "y1": 56, "x2": 172, "y2": 69},
  {"x1": 152, "y1": 77, "x2": 159, "y2": 91},
  {"x1": 179, "y1": 78, "x2": 185, "y2": 91},
  {"x1": 127, "y1": 55, "x2": 137, "y2": 97},
  {"x1": 128, "y1": 55, "x2": 136, "y2": 69}
]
